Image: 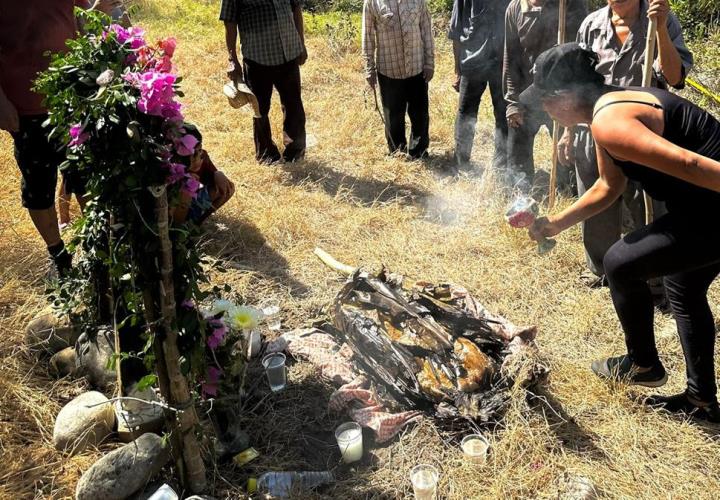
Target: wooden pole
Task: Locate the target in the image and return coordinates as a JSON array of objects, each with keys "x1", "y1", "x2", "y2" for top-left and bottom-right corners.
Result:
[
  {"x1": 548, "y1": 0, "x2": 567, "y2": 209},
  {"x1": 154, "y1": 187, "x2": 207, "y2": 493},
  {"x1": 641, "y1": 16, "x2": 659, "y2": 225}
]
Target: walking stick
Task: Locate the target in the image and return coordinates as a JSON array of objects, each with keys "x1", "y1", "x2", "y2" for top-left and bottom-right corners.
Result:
[
  {"x1": 641, "y1": 15, "x2": 659, "y2": 225},
  {"x1": 548, "y1": 0, "x2": 567, "y2": 209}
]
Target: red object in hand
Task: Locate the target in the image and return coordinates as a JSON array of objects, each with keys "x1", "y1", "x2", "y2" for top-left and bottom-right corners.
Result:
[{"x1": 507, "y1": 210, "x2": 536, "y2": 228}]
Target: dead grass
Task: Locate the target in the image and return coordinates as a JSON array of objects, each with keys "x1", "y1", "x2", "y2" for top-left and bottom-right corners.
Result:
[{"x1": 2, "y1": 1, "x2": 720, "y2": 498}]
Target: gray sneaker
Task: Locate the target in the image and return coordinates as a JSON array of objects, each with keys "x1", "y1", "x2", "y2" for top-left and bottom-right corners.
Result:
[{"x1": 591, "y1": 354, "x2": 668, "y2": 388}]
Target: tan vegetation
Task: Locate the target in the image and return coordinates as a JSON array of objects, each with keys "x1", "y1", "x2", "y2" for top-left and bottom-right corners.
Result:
[{"x1": 1, "y1": 1, "x2": 720, "y2": 498}]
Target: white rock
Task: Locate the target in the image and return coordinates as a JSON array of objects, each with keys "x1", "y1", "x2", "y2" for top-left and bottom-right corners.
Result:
[
  {"x1": 53, "y1": 391, "x2": 116, "y2": 454},
  {"x1": 25, "y1": 310, "x2": 79, "y2": 354},
  {"x1": 50, "y1": 347, "x2": 77, "y2": 378},
  {"x1": 76, "y1": 433, "x2": 170, "y2": 500}
]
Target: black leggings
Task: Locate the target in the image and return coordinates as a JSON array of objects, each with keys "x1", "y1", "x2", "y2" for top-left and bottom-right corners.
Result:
[{"x1": 604, "y1": 211, "x2": 720, "y2": 402}]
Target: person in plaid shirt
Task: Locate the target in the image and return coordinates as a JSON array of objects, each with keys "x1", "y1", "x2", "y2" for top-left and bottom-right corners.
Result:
[
  {"x1": 220, "y1": 0, "x2": 308, "y2": 164},
  {"x1": 362, "y1": 0, "x2": 435, "y2": 159}
]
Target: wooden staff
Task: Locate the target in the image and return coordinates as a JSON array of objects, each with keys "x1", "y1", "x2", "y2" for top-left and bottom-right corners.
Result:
[
  {"x1": 641, "y1": 15, "x2": 659, "y2": 225},
  {"x1": 548, "y1": 0, "x2": 567, "y2": 209},
  {"x1": 153, "y1": 187, "x2": 207, "y2": 493}
]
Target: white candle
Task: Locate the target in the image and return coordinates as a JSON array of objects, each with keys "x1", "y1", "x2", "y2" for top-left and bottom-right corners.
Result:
[
  {"x1": 461, "y1": 435, "x2": 489, "y2": 464},
  {"x1": 335, "y1": 423, "x2": 363, "y2": 463},
  {"x1": 411, "y1": 467, "x2": 438, "y2": 500}
]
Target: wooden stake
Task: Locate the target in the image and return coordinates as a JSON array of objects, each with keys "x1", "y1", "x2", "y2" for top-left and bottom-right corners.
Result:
[
  {"x1": 548, "y1": 0, "x2": 567, "y2": 209},
  {"x1": 641, "y1": 16, "x2": 659, "y2": 225},
  {"x1": 154, "y1": 188, "x2": 207, "y2": 493}
]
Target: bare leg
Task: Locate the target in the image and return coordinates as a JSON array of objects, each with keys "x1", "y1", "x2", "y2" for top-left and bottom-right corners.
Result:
[
  {"x1": 28, "y1": 207, "x2": 62, "y2": 247},
  {"x1": 58, "y1": 178, "x2": 71, "y2": 226}
]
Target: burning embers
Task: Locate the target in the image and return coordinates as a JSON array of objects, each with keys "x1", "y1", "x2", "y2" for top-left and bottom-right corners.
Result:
[{"x1": 330, "y1": 268, "x2": 546, "y2": 423}]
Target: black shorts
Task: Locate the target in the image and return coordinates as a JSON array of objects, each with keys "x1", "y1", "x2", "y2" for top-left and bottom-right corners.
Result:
[{"x1": 11, "y1": 114, "x2": 65, "y2": 210}]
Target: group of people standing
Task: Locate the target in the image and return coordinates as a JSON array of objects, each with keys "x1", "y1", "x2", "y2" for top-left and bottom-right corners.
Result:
[
  {"x1": 3, "y1": 0, "x2": 720, "y2": 423},
  {"x1": 363, "y1": 0, "x2": 692, "y2": 295}
]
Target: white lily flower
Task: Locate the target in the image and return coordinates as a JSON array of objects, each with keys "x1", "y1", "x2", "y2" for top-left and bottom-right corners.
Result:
[
  {"x1": 228, "y1": 305, "x2": 264, "y2": 331},
  {"x1": 209, "y1": 299, "x2": 234, "y2": 317}
]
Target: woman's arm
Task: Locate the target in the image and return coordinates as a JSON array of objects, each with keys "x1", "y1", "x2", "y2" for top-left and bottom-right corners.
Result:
[
  {"x1": 530, "y1": 145, "x2": 627, "y2": 240},
  {"x1": 592, "y1": 109, "x2": 720, "y2": 193}
]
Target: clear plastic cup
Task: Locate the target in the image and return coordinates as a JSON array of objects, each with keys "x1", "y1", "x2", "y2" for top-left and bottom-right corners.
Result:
[
  {"x1": 260, "y1": 298, "x2": 281, "y2": 331},
  {"x1": 334, "y1": 422, "x2": 363, "y2": 463},
  {"x1": 410, "y1": 464, "x2": 439, "y2": 500},
  {"x1": 461, "y1": 434, "x2": 489, "y2": 464},
  {"x1": 262, "y1": 353, "x2": 286, "y2": 392}
]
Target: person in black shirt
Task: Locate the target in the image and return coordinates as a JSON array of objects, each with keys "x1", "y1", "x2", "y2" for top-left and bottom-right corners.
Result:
[{"x1": 526, "y1": 43, "x2": 720, "y2": 423}]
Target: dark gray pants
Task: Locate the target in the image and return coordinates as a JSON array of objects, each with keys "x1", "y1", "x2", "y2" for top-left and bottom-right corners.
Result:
[
  {"x1": 454, "y1": 72, "x2": 507, "y2": 169},
  {"x1": 574, "y1": 126, "x2": 667, "y2": 277}
]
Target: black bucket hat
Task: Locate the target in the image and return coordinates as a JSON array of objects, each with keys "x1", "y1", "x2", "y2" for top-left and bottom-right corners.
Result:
[{"x1": 519, "y1": 42, "x2": 604, "y2": 108}]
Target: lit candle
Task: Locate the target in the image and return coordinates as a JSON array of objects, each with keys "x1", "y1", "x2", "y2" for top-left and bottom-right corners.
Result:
[
  {"x1": 461, "y1": 434, "x2": 489, "y2": 464},
  {"x1": 335, "y1": 422, "x2": 363, "y2": 463},
  {"x1": 410, "y1": 465, "x2": 439, "y2": 500}
]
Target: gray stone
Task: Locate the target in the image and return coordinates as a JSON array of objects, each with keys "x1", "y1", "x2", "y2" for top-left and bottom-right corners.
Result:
[
  {"x1": 115, "y1": 396, "x2": 165, "y2": 443},
  {"x1": 50, "y1": 347, "x2": 77, "y2": 378},
  {"x1": 53, "y1": 391, "x2": 116, "y2": 454},
  {"x1": 75, "y1": 327, "x2": 116, "y2": 389},
  {"x1": 25, "y1": 309, "x2": 80, "y2": 355},
  {"x1": 75, "y1": 433, "x2": 170, "y2": 500}
]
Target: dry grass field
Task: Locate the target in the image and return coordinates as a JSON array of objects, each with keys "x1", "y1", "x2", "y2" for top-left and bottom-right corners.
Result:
[{"x1": 1, "y1": 1, "x2": 720, "y2": 498}]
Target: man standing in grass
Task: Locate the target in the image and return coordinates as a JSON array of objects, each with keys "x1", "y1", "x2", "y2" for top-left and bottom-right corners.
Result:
[
  {"x1": 221, "y1": 0, "x2": 308, "y2": 164},
  {"x1": 503, "y1": 0, "x2": 587, "y2": 192},
  {"x1": 0, "y1": 0, "x2": 117, "y2": 277},
  {"x1": 362, "y1": 0, "x2": 435, "y2": 160},
  {"x1": 557, "y1": 0, "x2": 692, "y2": 293},
  {"x1": 449, "y1": 0, "x2": 510, "y2": 171}
]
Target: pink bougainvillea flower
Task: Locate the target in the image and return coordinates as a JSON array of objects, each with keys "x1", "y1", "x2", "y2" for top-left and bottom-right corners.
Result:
[
  {"x1": 165, "y1": 163, "x2": 187, "y2": 184},
  {"x1": 201, "y1": 366, "x2": 222, "y2": 398},
  {"x1": 182, "y1": 176, "x2": 201, "y2": 198},
  {"x1": 68, "y1": 123, "x2": 90, "y2": 147},
  {"x1": 125, "y1": 71, "x2": 182, "y2": 119},
  {"x1": 109, "y1": 24, "x2": 130, "y2": 44},
  {"x1": 174, "y1": 134, "x2": 198, "y2": 156},
  {"x1": 158, "y1": 37, "x2": 177, "y2": 58},
  {"x1": 181, "y1": 299, "x2": 194, "y2": 309},
  {"x1": 207, "y1": 320, "x2": 228, "y2": 351}
]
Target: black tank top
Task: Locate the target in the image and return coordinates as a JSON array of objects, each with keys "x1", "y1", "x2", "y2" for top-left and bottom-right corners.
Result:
[{"x1": 595, "y1": 87, "x2": 720, "y2": 213}]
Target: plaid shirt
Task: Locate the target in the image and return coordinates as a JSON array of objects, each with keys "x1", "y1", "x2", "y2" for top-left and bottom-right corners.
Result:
[
  {"x1": 577, "y1": 1, "x2": 692, "y2": 89},
  {"x1": 362, "y1": 0, "x2": 434, "y2": 80},
  {"x1": 219, "y1": 0, "x2": 304, "y2": 66}
]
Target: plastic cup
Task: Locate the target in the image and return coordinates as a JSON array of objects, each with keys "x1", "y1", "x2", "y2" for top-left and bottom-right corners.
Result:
[
  {"x1": 262, "y1": 353, "x2": 286, "y2": 392},
  {"x1": 410, "y1": 464, "x2": 439, "y2": 500},
  {"x1": 461, "y1": 434, "x2": 489, "y2": 464},
  {"x1": 334, "y1": 422, "x2": 363, "y2": 463},
  {"x1": 261, "y1": 298, "x2": 281, "y2": 331}
]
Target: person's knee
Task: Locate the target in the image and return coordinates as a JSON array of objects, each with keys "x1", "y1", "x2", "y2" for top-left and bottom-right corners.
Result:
[{"x1": 603, "y1": 244, "x2": 634, "y2": 284}]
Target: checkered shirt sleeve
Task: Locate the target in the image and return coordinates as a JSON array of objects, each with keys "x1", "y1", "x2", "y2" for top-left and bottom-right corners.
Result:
[{"x1": 219, "y1": 0, "x2": 237, "y2": 22}]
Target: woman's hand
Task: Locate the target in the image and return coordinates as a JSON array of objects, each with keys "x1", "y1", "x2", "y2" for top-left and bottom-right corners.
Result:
[{"x1": 529, "y1": 216, "x2": 562, "y2": 242}]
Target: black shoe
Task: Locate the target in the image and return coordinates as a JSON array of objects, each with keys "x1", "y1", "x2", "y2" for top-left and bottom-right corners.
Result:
[
  {"x1": 591, "y1": 354, "x2": 668, "y2": 388},
  {"x1": 645, "y1": 391, "x2": 720, "y2": 423}
]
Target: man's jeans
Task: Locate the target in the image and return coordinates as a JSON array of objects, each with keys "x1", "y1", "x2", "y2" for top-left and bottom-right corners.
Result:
[
  {"x1": 377, "y1": 72, "x2": 430, "y2": 159},
  {"x1": 244, "y1": 59, "x2": 306, "y2": 163},
  {"x1": 505, "y1": 107, "x2": 554, "y2": 192},
  {"x1": 454, "y1": 72, "x2": 507, "y2": 170}
]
